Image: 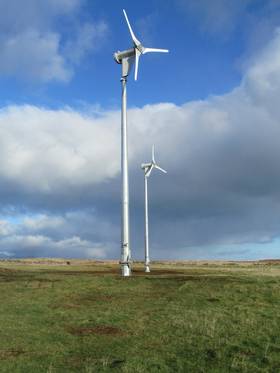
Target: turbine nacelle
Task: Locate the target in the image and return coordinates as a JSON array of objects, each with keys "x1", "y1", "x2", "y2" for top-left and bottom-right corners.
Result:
[
  {"x1": 141, "y1": 162, "x2": 151, "y2": 170},
  {"x1": 114, "y1": 9, "x2": 169, "y2": 80}
]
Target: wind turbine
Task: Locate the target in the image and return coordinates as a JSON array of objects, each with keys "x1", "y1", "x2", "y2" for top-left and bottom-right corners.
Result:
[
  {"x1": 114, "y1": 10, "x2": 168, "y2": 277},
  {"x1": 141, "y1": 145, "x2": 167, "y2": 273}
]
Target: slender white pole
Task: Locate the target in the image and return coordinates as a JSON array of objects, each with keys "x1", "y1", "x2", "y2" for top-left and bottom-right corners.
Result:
[
  {"x1": 144, "y1": 173, "x2": 150, "y2": 272},
  {"x1": 120, "y1": 76, "x2": 131, "y2": 276}
]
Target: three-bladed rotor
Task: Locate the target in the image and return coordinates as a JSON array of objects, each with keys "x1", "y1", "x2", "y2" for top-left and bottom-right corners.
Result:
[
  {"x1": 142, "y1": 145, "x2": 167, "y2": 178},
  {"x1": 114, "y1": 9, "x2": 169, "y2": 80}
]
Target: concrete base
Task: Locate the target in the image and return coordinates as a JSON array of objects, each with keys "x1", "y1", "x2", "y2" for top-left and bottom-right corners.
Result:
[
  {"x1": 145, "y1": 265, "x2": 150, "y2": 273},
  {"x1": 121, "y1": 264, "x2": 131, "y2": 277}
]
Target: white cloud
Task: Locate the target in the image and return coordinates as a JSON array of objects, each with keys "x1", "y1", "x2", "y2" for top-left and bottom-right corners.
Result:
[
  {"x1": 0, "y1": 251, "x2": 14, "y2": 257},
  {"x1": 0, "y1": 220, "x2": 13, "y2": 236},
  {"x1": 0, "y1": 105, "x2": 120, "y2": 194},
  {"x1": 23, "y1": 214, "x2": 65, "y2": 231},
  {"x1": 0, "y1": 211, "x2": 116, "y2": 258},
  {"x1": 0, "y1": 30, "x2": 71, "y2": 82},
  {"x1": 243, "y1": 28, "x2": 280, "y2": 107},
  {"x1": 0, "y1": 0, "x2": 107, "y2": 82},
  {"x1": 0, "y1": 0, "x2": 81, "y2": 32},
  {"x1": 64, "y1": 22, "x2": 108, "y2": 65},
  {"x1": 0, "y1": 234, "x2": 106, "y2": 258}
]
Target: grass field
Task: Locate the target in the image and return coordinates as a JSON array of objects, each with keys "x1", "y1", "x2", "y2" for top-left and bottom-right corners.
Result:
[{"x1": 0, "y1": 259, "x2": 279, "y2": 372}]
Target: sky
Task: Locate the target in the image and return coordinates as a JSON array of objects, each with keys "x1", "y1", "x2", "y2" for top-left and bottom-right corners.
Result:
[{"x1": 0, "y1": 0, "x2": 280, "y2": 260}]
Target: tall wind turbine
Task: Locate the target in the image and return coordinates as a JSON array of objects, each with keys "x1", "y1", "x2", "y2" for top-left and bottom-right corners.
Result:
[
  {"x1": 141, "y1": 146, "x2": 167, "y2": 273},
  {"x1": 114, "y1": 10, "x2": 168, "y2": 277}
]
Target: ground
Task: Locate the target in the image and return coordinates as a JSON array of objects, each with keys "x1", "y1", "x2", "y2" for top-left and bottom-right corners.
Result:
[{"x1": 0, "y1": 259, "x2": 279, "y2": 372}]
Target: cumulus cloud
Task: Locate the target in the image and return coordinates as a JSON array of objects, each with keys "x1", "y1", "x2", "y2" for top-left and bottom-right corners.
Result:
[
  {"x1": 0, "y1": 234, "x2": 106, "y2": 259},
  {"x1": 0, "y1": 30, "x2": 71, "y2": 82},
  {"x1": 0, "y1": 0, "x2": 108, "y2": 82},
  {"x1": 0, "y1": 211, "x2": 115, "y2": 258},
  {"x1": 64, "y1": 22, "x2": 108, "y2": 65},
  {"x1": 0, "y1": 105, "x2": 120, "y2": 197},
  {"x1": 1, "y1": 27, "x2": 280, "y2": 258},
  {"x1": 0, "y1": 0, "x2": 81, "y2": 32}
]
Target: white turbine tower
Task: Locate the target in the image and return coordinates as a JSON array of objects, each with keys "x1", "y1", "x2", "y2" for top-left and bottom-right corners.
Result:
[
  {"x1": 114, "y1": 10, "x2": 169, "y2": 277},
  {"x1": 141, "y1": 145, "x2": 167, "y2": 273}
]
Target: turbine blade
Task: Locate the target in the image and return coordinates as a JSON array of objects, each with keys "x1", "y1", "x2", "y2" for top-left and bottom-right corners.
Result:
[
  {"x1": 152, "y1": 144, "x2": 155, "y2": 163},
  {"x1": 142, "y1": 47, "x2": 169, "y2": 54},
  {"x1": 155, "y1": 165, "x2": 167, "y2": 174},
  {"x1": 123, "y1": 9, "x2": 141, "y2": 47},
  {"x1": 134, "y1": 48, "x2": 141, "y2": 81},
  {"x1": 146, "y1": 165, "x2": 154, "y2": 178}
]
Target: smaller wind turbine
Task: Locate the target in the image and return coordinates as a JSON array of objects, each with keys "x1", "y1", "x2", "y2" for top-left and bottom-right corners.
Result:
[{"x1": 141, "y1": 145, "x2": 167, "y2": 273}]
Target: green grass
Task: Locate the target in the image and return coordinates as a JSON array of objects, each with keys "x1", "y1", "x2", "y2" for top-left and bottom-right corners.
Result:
[{"x1": 0, "y1": 260, "x2": 279, "y2": 372}]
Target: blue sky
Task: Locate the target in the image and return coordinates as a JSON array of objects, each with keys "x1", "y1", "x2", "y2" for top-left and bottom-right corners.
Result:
[
  {"x1": 0, "y1": 0, "x2": 245, "y2": 108},
  {"x1": 0, "y1": 0, "x2": 280, "y2": 260}
]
